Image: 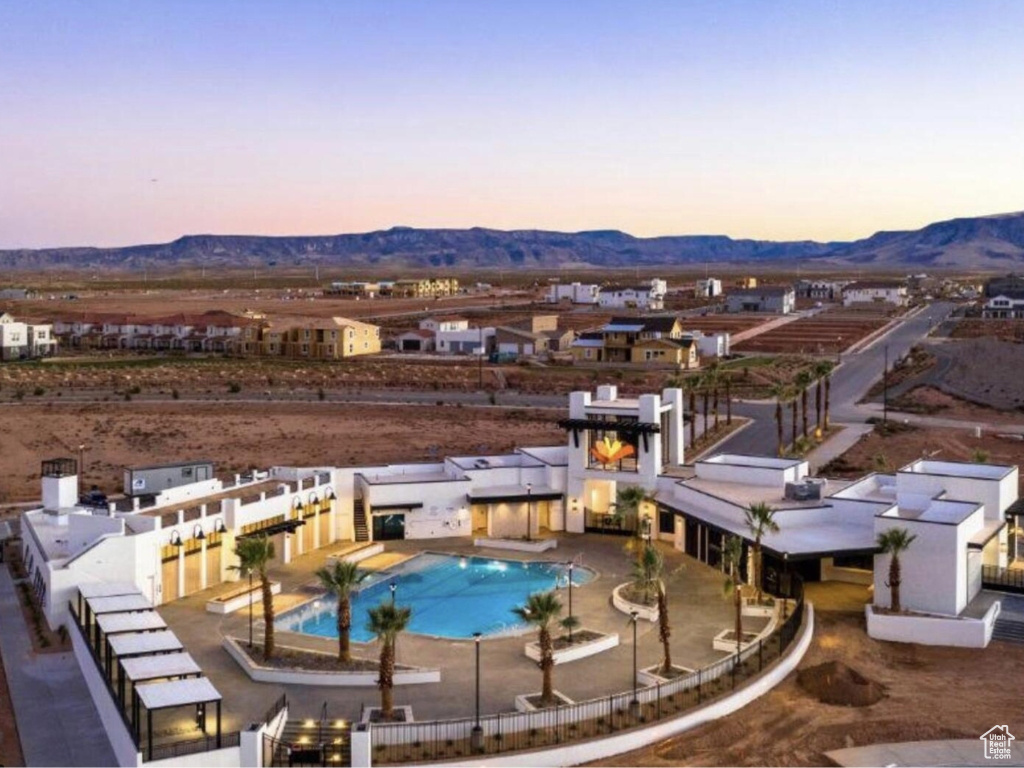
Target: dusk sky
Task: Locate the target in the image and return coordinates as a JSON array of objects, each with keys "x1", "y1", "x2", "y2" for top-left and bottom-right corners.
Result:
[{"x1": 2, "y1": 1, "x2": 1022, "y2": 249}]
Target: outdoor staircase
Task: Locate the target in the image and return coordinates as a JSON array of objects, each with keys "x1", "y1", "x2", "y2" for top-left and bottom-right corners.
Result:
[
  {"x1": 992, "y1": 617, "x2": 1024, "y2": 644},
  {"x1": 353, "y1": 498, "x2": 369, "y2": 542},
  {"x1": 269, "y1": 715, "x2": 351, "y2": 766}
]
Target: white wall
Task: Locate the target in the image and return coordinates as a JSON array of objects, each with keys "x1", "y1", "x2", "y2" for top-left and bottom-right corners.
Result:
[{"x1": 865, "y1": 602, "x2": 998, "y2": 648}]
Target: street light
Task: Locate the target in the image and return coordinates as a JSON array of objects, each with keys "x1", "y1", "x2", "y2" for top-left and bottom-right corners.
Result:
[
  {"x1": 525, "y1": 483, "x2": 533, "y2": 542},
  {"x1": 471, "y1": 632, "x2": 484, "y2": 752},
  {"x1": 389, "y1": 581, "x2": 397, "y2": 606},
  {"x1": 630, "y1": 610, "x2": 639, "y2": 715}
]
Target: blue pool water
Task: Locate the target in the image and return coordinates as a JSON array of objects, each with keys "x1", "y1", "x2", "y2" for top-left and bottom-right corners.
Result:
[{"x1": 277, "y1": 553, "x2": 595, "y2": 641}]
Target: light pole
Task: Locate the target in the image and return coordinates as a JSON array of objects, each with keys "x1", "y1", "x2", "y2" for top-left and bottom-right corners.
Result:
[
  {"x1": 390, "y1": 581, "x2": 397, "y2": 606},
  {"x1": 77, "y1": 443, "x2": 86, "y2": 497},
  {"x1": 471, "y1": 632, "x2": 484, "y2": 752},
  {"x1": 567, "y1": 562, "x2": 575, "y2": 643},
  {"x1": 781, "y1": 553, "x2": 790, "y2": 621},
  {"x1": 836, "y1": 336, "x2": 842, "y2": 364},
  {"x1": 630, "y1": 610, "x2": 639, "y2": 715},
  {"x1": 883, "y1": 344, "x2": 889, "y2": 424},
  {"x1": 525, "y1": 483, "x2": 533, "y2": 542}
]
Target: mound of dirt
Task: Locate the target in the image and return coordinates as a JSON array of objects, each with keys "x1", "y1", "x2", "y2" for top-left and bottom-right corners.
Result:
[{"x1": 797, "y1": 660, "x2": 884, "y2": 707}]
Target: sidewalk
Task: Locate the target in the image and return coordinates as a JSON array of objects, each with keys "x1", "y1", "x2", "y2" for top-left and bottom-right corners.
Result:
[
  {"x1": 805, "y1": 423, "x2": 873, "y2": 473},
  {"x1": 0, "y1": 564, "x2": 116, "y2": 767},
  {"x1": 827, "y1": 738, "x2": 1024, "y2": 766}
]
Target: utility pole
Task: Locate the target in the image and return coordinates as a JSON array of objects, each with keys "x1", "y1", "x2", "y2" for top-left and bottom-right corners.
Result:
[{"x1": 883, "y1": 344, "x2": 889, "y2": 424}]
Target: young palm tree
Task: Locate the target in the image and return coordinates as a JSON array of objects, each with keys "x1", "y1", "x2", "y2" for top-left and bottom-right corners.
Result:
[
  {"x1": 616, "y1": 485, "x2": 654, "y2": 564},
  {"x1": 706, "y1": 364, "x2": 721, "y2": 432},
  {"x1": 877, "y1": 528, "x2": 916, "y2": 612},
  {"x1": 744, "y1": 502, "x2": 779, "y2": 603},
  {"x1": 632, "y1": 544, "x2": 662, "y2": 605},
  {"x1": 315, "y1": 559, "x2": 368, "y2": 663},
  {"x1": 724, "y1": 374, "x2": 733, "y2": 425},
  {"x1": 722, "y1": 535, "x2": 744, "y2": 653},
  {"x1": 813, "y1": 360, "x2": 834, "y2": 434},
  {"x1": 512, "y1": 592, "x2": 563, "y2": 706},
  {"x1": 367, "y1": 601, "x2": 413, "y2": 719},
  {"x1": 795, "y1": 370, "x2": 814, "y2": 439},
  {"x1": 234, "y1": 535, "x2": 276, "y2": 660},
  {"x1": 769, "y1": 382, "x2": 787, "y2": 458},
  {"x1": 822, "y1": 364, "x2": 834, "y2": 431}
]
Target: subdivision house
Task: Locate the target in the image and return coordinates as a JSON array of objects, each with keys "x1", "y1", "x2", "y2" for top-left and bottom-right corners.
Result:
[
  {"x1": 385, "y1": 278, "x2": 460, "y2": 298},
  {"x1": 325, "y1": 281, "x2": 380, "y2": 298},
  {"x1": 19, "y1": 384, "x2": 1020, "y2": 648},
  {"x1": 423, "y1": 316, "x2": 495, "y2": 354},
  {"x1": 394, "y1": 328, "x2": 436, "y2": 352},
  {"x1": 982, "y1": 291, "x2": 1024, "y2": 319},
  {"x1": 0, "y1": 312, "x2": 56, "y2": 360},
  {"x1": 681, "y1": 329, "x2": 730, "y2": 358},
  {"x1": 598, "y1": 279, "x2": 668, "y2": 311},
  {"x1": 494, "y1": 315, "x2": 565, "y2": 357},
  {"x1": 725, "y1": 286, "x2": 795, "y2": 314},
  {"x1": 570, "y1": 316, "x2": 698, "y2": 368},
  {"x1": 842, "y1": 281, "x2": 909, "y2": 307},
  {"x1": 694, "y1": 278, "x2": 723, "y2": 298},
  {"x1": 54, "y1": 311, "x2": 262, "y2": 354},
  {"x1": 546, "y1": 282, "x2": 600, "y2": 304},
  {"x1": 795, "y1": 280, "x2": 848, "y2": 301},
  {"x1": 267, "y1": 316, "x2": 381, "y2": 359}
]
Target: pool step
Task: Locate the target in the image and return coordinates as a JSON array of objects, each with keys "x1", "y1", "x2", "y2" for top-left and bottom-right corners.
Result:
[{"x1": 353, "y1": 498, "x2": 369, "y2": 543}]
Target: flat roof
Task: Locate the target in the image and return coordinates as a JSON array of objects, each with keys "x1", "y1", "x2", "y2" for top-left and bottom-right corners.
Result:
[
  {"x1": 901, "y1": 458, "x2": 1015, "y2": 481},
  {"x1": 128, "y1": 460, "x2": 214, "y2": 472},
  {"x1": 96, "y1": 611, "x2": 167, "y2": 635},
  {"x1": 517, "y1": 446, "x2": 569, "y2": 467},
  {"x1": 467, "y1": 484, "x2": 562, "y2": 504},
  {"x1": 86, "y1": 594, "x2": 153, "y2": 615},
  {"x1": 136, "y1": 677, "x2": 221, "y2": 711},
  {"x1": 882, "y1": 499, "x2": 981, "y2": 525},
  {"x1": 700, "y1": 454, "x2": 805, "y2": 470},
  {"x1": 79, "y1": 582, "x2": 141, "y2": 599},
  {"x1": 120, "y1": 652, "x2": 202, "y2": 683},
  {"x1": 107, "y1": 630, "x2": 183, "y2": 658},
  {"x1": 682, "y1": 477, "x2": 853, "y2": 510},
  {"x1": 448, "y1": 454, "x2": 524, "y2": 471},
  {"x1": 360, "y1": 470, "x2": 468, "y2": 485},
  {"x1": 831, "y1": 474, "x2": 898, "y2": 505}
]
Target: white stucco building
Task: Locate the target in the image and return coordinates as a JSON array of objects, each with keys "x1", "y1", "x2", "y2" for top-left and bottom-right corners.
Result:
[
  {"x1": 598, "y1": 279, "x2": 668, "y2": 310},
  {"x1": 0, "y1": 312, "x2": 56, "y2": 360},
  {"x1": 546, "y1": 282, "x2": 600, "y2": 304},
  {"x1": 842, "y1": 281, "x2": 909, "y2": 307}
]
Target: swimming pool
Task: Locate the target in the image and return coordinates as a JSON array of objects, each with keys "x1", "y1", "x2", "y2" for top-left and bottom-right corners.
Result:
[{"x1": 276, "y1": 552, "x2": 595, "y2": 641}]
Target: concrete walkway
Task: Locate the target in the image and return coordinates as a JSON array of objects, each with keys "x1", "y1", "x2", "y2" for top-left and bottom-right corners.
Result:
[
  {"x1": 805, "y1": 422, "x2": 873, "y2": 473},
  {"x1": 827, "y1": 738, "x2": 1024, "y2": 766},
  {"x1": 0, "y1": 564, "x2": 116, "y2": 767}
]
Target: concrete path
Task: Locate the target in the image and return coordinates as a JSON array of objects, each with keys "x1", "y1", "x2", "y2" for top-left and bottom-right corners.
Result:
[
  {"x1": 729, "y1": 311, "x2": 805, "y2": 345},
  {"x1": 805, "y1": 422, "x2": 873, "y2": 473},
  {"x1": 827, "y1": 738, "x2": 1024, "y2": 766},
  {"x1": 0, "y1": 565, "x2": 116, "y2": 767}
]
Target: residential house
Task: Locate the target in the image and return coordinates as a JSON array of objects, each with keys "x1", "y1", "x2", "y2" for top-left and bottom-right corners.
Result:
[
  {"x1": 725, "y1": 286, "x2": 795, "y2": 314},
  {"x1": 694, "y1": 278, "x2": 723, "y2": 298},
  {"x1": 571, "y1": 315, "x2": 697, "y2": 368},
  {"x1": 681, "y1": 329, "x2": 730, "y2": 358},
  {"x1": 268, "y1": 316, "x2": 381, "y2": 359},
  {"x1": 795, "y1": 280, "x2": 848, "y2": 301},
  {"x1": 736, "y1": 277, "x2": 758, "y2": 289},
  {"x1": 598, "y1": 279, "x2": 667, "y2": 310},
  {"x1": 0, "y1": 313, "x2": 56, "y2": 360},
  {"x1": 422, "y1": 316, "x2": 494, "y2": 354},
  {"x1": 385, "y1": 278, "x2": 459, "y2": 298},
  {"x1": 395, "y1": 329, "x2": 436, "y2": 352},
  {"x1": 547, "y1": 282, "x2": 600, "y2": 304},
  {"x1": 982, "y1": 292, "x2": 1024, "y2": 319},
  {"x1": 325, "y1": 281, "x2": 380, "y2": 298},
  {"x1": 842, "y1": 281, "x2": 909, "y2": 307}
]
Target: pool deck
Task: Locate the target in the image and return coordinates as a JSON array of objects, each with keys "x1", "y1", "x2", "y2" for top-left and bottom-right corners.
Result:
[{"x1": 156, "y1": 534, "x2": 766, "y2": 730}]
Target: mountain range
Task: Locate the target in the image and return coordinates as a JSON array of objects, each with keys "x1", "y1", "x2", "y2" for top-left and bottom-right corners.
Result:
[{"x1": 3, "y1": 211, "x2": 1024, "y2": 272}]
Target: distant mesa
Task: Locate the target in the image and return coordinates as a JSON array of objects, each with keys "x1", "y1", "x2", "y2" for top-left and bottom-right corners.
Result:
[{"x1": 4, "y1": 211, "x2": 1024, "y2": 271}]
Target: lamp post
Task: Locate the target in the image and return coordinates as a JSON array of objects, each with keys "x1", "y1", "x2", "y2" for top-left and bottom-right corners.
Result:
[
  {"x1": 567, "y1": 562, "x2": 575, "y2": 643},
  {"x1": 471, "y1": 632, "x2": 484, "y2": 752},
  {"x1": 389, "y1": 580, "x2": 397, "y2": 606},
  {"x1": 781, "y1": 553, "x2": 790, "y2": 621},
  {"x1": 525, "y1": 483, "x2": 533, "y2": 542},
  {"x1": 836, "y1": 336, "x2": 842, "y2": 364},
  {"x1": 883, "y1": 344, "x2": 889, "y2": 425},
  {"x1": 77, "y1": 443, "x2": 86, "y2": 497},
  {"x1": 630, "y1": 610, "x2": 639, "y2": 715}
]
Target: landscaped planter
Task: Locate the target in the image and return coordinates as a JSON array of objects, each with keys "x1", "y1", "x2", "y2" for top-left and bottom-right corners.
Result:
[
  {"x1": 712, "y1": 629, "x2": 759, "y2": 653},
  {"x1": 612, "y1": 582, "x2": 658, "y2": 622},
  {"x1": 637, "y1": 663, "x2": 694, "y2": 686},
  {"x1": 514, "y1": 690, "x2": 574, "y2": 711},
  {"x1": 525, "y1": 630, "x2": 619, "y2": 665},
  {"x1": 206, "y1": 581, "x2": 281, "y2": 615},
  {"x1": 474, "y1": 537, "x2": 557, "y2": 553},
  {"x1": 332, "y1": 542, "x2": 384, "y2": 565},
  {"x1": 361, "y1": 706, "x2": 414, "y2": 723},
  {"x1": 223, "y1": 636, "x2": 441, "y2": 686},
  {"x1": 741, "y1": 598, "x2": 776, "y2": 619}
]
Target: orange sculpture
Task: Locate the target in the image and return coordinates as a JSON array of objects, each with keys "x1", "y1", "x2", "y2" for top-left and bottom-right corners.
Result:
[{"x1": 590, "y1": 436, "x2": 635, "y2": 465}]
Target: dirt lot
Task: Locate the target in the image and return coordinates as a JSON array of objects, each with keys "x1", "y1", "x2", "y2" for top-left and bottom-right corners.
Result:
[
  {"x1": 0, "y1": 401, "x2": 565, "y2": 505},
  {"x1": 950, "y1": 318, "x2": 1024, "y2": 343},
  {"x1": 594, "y1": 611, "x2": 1024, "y2": 767},
  {"x1": 938, "y1": 338, "x2": 1024, "y2": 411},
  {"x1": 890, "y1": 386, "x2": 1024, "y2": 423},
  {"x1": 820, "y1": 421, "x2": 1024, "y2": 487},
  {"x1": 734, "y1": 307, "x2": 894, "y2": 355}
]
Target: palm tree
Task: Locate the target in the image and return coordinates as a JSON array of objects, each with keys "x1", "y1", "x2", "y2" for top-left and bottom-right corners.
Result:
[
  {"x1": 769, "y1": 383, "x2": 787, "y2": 458},
  {"x1": 795, "y1": 370, "x2": 814, "y2": 440},
  {"x1": 512, "y1": 592, "x2": 563, "y2": 706},
  {"x1": 813, "y1": 361, "x2": 834, "y2": 434},
  {"x1": 789, "y1": 387, "x2": 798, "y2": 450},
  {"x1": 616, "y1": 485, "x2": 653, "y2": 564},
  {"x1": 744, "y1": 502, "x2": 779, "y2": 603},
  {"x1": 639, "y1": 548, "x2": 674, "y2": 675},
  {"x1": 877, "y1": 528, "x2": 916, "y2": 613},
  {"x1": 632, "y1": 544, "x2": 662, "y2": 605},
  {"x1": 725, "y1": 374, "x2": 733, "y2": 425},
  {"x1": 684, "y1": 377, "x2": 699, "y2": 448},
  {"x1": 722, "y1": 535, "x2": 744, "y2": 653},
  {"x1": 706, "y1": 363, "x2": 721, "y2": 432},
  {"x1": 234, "y1": 535, "x2": 276, "y2": 660},
  {"x1": 367, "y1": 601, "x2": 413, "y2": 719},
  {"x1": 822, "y1": 363, "x2": 834, "y2": 431},
  {"x1": 700, "y1": 372, "x2": 711, "y2": 435},
  {"x1": 315, "y1": 559, "x2": 368, "y2": 663}
]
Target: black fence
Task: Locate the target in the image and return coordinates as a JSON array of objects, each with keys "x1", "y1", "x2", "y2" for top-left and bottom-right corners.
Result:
[
  {"x1": 583, "y1": 509, "x2": 635, "y2": 536},
  {"x1": 982, "y1": 565, "x2": 1024, "y2": 594},
  {"x1": 147, "y1": 731, "x2": 240, "y2": 763},
  {"x1": 369, "y1": 583, "x2": 806, "y2": 764}
]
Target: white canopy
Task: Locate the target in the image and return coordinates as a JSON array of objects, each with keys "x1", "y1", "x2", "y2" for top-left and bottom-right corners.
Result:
[
  {"x1": 78, "y1": 582, "x2": 140, "y2": 599},
  {"x1": 136, "y1": 677, "x2": 221, "y2": 711},
  {"x1": 107, "y1": 630, "x2": 182, "y2": 658},
  {"x1": 96, "y1": 611, "x2": 167, "y2": 635},
  {"x1": 86, "y1": 594, "x2": 152, "y2": 615},
  {"x1": 120, "y1": 652, "x2": 201, "y2": 683}
]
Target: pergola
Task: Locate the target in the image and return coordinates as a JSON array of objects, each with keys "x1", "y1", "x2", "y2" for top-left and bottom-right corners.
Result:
[
  {"x1": 96, "y1": 611, "x2": 168, "y2": 670},
  {"x1": 83, "y1": 593, "x2": 154, "y2": 650},
  {"x1": 105, "y1": 630, "x2": 183, "y2": 678},
  {"x1": 133, "y1": 677, "x2": 223, "y2": 761},
  {"x1": 118, "y1": 651, "x2": 202, "y2": 712}
]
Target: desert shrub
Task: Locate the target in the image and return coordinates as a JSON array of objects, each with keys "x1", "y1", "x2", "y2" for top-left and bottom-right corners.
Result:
[
  {"x1": 171, "y1": 388, "x2": 180, "y2": 400},
  {"x1": 33, "y1": 386, "x2": 45, "y2": 396},
  {"x1": 228, "y1": 381, "x2": 241, "y2": 393}
]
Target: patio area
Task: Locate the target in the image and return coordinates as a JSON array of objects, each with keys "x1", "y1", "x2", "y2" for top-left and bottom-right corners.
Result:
[{"x1": 156, "y1": 533, "x2": 768, "y2": 731}]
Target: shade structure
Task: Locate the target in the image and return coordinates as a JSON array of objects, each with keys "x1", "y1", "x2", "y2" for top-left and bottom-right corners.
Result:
[
  {"x1": 96, "y1": 611, "x2": 167, "y2": 635},
  {"x1": 86, "y1": 594, "x2": 153, "y2": 615},
  {"x1": 108, "y1": 630, "x2": 183, "y2": 658},
  {"x1": 120, "y1": 652, "x2": 201, "y2": 683},
  {"x1": 135, "y1": 676, "x2": 221, "y2": 711},
  {"x1": 78, "y1": 582, "x2": 140, "y2": 599}
]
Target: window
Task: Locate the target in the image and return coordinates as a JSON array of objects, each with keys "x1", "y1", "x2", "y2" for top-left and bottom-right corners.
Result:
[{"x1": 182, "y1": 467, "x2": 194, "y2": 478}]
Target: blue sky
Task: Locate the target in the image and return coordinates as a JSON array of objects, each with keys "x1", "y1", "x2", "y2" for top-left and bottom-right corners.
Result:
[{"x1": 1, "y1": 1, "x2": 1022, "y2": 247}]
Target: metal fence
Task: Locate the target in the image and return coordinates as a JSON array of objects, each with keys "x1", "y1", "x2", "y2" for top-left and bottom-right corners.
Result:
[
  {"x1": 146, "y1": 731, "x2": 241, "y2": 763},
  {"x1": 982, "y1": 565, "x2": 1024, "y2": 593},
  {"x1": 369, "y1": 587, "x2": 805, "y2": 764}
]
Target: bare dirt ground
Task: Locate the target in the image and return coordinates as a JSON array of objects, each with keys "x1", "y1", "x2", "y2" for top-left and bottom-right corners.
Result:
[
  {"x1": 891, "y1": 386, "x2": 1024, "y2": 423},
  {"x1": 592, "y1": 611, "x2": 1024, "y2": 767},
  {"x1": 734, "y1": 307, "x2": 895, "y2": 355},
  {"x1": 0, "y1": 643, "x2": 23, "y2": 768},
  {"x1": 950, "y1": 318, "x2": 1024, "y2": 343},
  {"x1": 0, "y1": 402, "x2": 565, "y2": 505},
  {"x1": 938, "y1": 338, "x2": 1024, "y2": 411}
]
